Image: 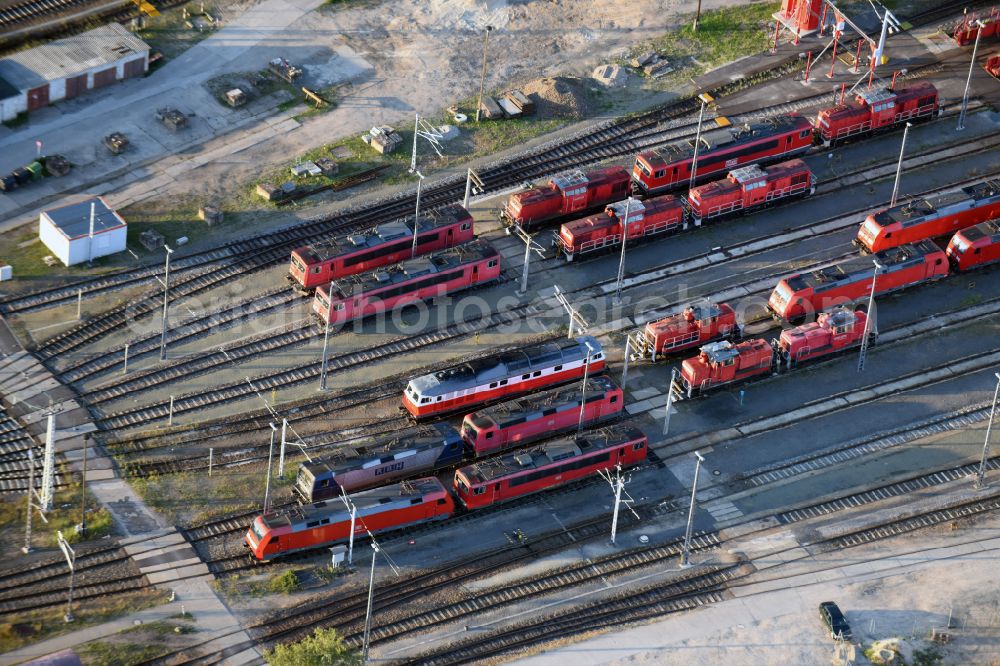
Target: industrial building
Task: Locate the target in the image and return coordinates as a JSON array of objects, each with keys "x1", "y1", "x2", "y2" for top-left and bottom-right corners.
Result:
[
  {"x1": 0, "y1": 24, "x2": 149, "y2": 122},
  {"x1": 39, "y1": 196, "x2": 128, "y2": 266}
]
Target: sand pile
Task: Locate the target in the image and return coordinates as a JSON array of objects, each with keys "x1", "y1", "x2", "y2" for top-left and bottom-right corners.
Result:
[{"x1": 521, "y1": 76, "x2": 592, "y2": 119}]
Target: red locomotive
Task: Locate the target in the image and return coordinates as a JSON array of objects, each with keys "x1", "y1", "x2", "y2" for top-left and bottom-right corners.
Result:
[
  {"x1": 288, "y1": 205, "x2": 475, "y2": 292},
  {"x1": 987, "y1": 54, "x2": 1000, "y2": 79},
  {"x1": 453, "y1": 423, "x2": 648, "y2": 510},
  {"x1": 954, "y1": 10, "x2": 998, "y2": 46},
  {"x1": 675, "y1": 339, "x2": 773, "y2": 398},
  {"x1": 460, "y1": 375, "x2": 623, "y2": 457},
  {"x1": 687, "y1": 159, "x2": 813, "y2": 226},
  {"x1": 632, "y1": 115, "x2": 813, "y2": 194},
  {"x1": 629, "y1": 302, "x2": 739, "y2": 362},
  {"x1": 245, "y1": 477, "x2": 454, "y2": 560},
  {"x1": 553, "y1": 195, "x2": 685, "y2": 261},
  {"x1": 776, "y1": 309, "x2": 868, "y2": 371},
  {"x1": 313, "y1": 240, "x2": 500, "y2": 325},
  {"x1": 501, "y1": 166, "x2": 630, "y2": 232},
  {"x1": 768, "y1": 240, "x2": 949, "y2": 321},
  {"x1": 814, "y1": 82, "x2": 939, "y2": 146},
  {"x1": 403, "y1": 336, "x2": 606, "y2": 419},
  {"x1": 947, "y1": 221, "x2": 1000, "y2": 272},
  {"x1": 857, "y1": 179, "x2": 1000, "y2": 253}
]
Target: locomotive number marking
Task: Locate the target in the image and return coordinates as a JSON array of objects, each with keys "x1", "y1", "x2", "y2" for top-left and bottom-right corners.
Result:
[{"x1": 375, "y1": 461, "x2": 406, "y2": 476}]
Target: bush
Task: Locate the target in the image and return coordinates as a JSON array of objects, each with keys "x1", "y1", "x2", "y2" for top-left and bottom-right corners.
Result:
[
  {"x1": 264, "y1": 627, "x2": 360, "y2": 666},
  {"x1": 267, "y1": 570, "x2": 301, "y2": 594}
]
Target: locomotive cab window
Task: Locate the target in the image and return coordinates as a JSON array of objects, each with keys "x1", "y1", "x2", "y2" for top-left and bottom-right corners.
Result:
[
  {"x1": 461, "y1": 222, "x2": 471, "y2": 230},
  {"x1": 437, "y1": 498, "x2": 448, "y2": 505},
  {"x1": 332, "y1": 303, "x2": 345, "y2": 311},
  {"x1": 488, "y1": 259, "x2": 498, "y2": 268},
  {"x1": 553, "y1": 365, "x2": 562, "y2": 372},
  {"x1": 522, "y1": 373, "x2": 531, "y2": 380},
  {"x1": 610, "y1": 395, "x2": 618, "y2": 403},
  {"x1": 935, "y1": 258, "x2": 942, "y2": 265},
  {"x1": 489, "y1": 382, "x2": 498, "y2": 389},
  {"x1": 311, "y1": 266, "x2": 322, "y2": 274},
  {"x1": 633, "y1": 441, "x2": 645, "y2": 451},
  {"x1": 473, "y1": 487, "x2": 486, "y2": 495},
  {"x1": 975, "y1": 248, "x2": 981, "y2": 254},
  {"x1": 655, "y1": 170, "x2": 665, "y2": 179},
  {"x1": 532, "y1": 370, "x2": 541, "y2": 377},
  {"x1": 320, "y1": 479, "x2": 330, "y2": 487},
  {"x1": 799, "y1": 129, "x2": 810, "y2": 139},
  {"x1": 486, "y1": 432, "x2": 494, "y2": 439}
]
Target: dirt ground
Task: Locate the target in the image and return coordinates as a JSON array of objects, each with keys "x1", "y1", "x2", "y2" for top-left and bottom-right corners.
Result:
[
  {"x1": 512, "y1": 513, "x2": 1000, "y2": 666},
  {"x1": 139, "y1": 0, "x2": 743, "y2": 211}
]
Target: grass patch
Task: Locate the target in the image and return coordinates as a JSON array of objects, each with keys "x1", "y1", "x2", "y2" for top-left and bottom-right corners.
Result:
[
  {"x1": 911, "y1": 644, "x2": 944, "y2": 666},
  {"x1": 119, "y1": 196, "x2": 226, "y2": 257},
  {"x1": 123, "y1": 619, "x2": 196, "y2": 635},
  {"x1": 0, "y1": 477, "x2": 116, "y2": 549},
  {"x1": 81, "y1": 640, "x2": 170, "y2": 666},
  {"x1": 0, "y1": 589, "x2": 167, "y2": 654},
  {"x1": 648, "y1": 2, "x2": 777, "y2": 70},
  {"x1": 128, "y1": 466, "x2": 295, "y2": 526},
  {"x1": 267, "y1": 569, "x2": 301, "y2": 594},
  {"x1": 137, "y1": 4, "x2": 219, "y2": 62}
]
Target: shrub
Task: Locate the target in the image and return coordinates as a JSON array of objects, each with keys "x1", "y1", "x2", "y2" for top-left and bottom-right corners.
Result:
[{"x1": 264, "y1": 627, "x2": 360, "y2": 666}]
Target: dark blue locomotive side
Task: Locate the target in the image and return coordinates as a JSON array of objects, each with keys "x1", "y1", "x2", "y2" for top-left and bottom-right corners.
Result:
[{"x1": 295, "y1": 423, "x2": 464, "y2": 502}]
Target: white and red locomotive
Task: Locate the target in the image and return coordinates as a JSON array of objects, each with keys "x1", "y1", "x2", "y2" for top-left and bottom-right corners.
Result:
[
  {"x1": 460, "y1": 375, "x2": 623, "y2": 457},
  {"x1": 632, "y1": 115, "x2": 813, "y2": 194},
  {"x1": 403, "y1": 336, "x2": 606, "y2": 419},
  {"x1": 288, "y1": 205, "x2": 475, "y2": 292},
  {"x1": 947, "y1": 221, "x2": 1000, "y2": 272},
  {"x1": 552, "y1": 195, "x2": 684, "y2": 261},
  {"x1": 856, "y1": 179, "x2": 1000, "y2": 253},
  {"x1": 629, "y1": 302, "x2": 739, "y2": 362},
  {"x1": 500, "y1": 166, "x2": 631, "y2": 233},
  {"x1": 814, "y1": 82, "x2": 940, "y2": 147},
  {"x1": 673, "y1": 308, "x2": 867, "y2": 398},
  {"x1": 453, "y1": 423, "x2": 648, "y2": 510},
  {"x1": 313, "y1": 239, "x2": 500, "y2": 325}
]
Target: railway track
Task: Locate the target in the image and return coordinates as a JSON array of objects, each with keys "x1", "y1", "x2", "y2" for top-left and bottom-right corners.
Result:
[{"x1": 408, "y1": 490, "x2": 1000, "y2": 665}]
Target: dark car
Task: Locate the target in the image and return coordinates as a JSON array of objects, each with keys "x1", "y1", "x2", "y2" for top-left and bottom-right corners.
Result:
[{"x1": 819, "y1": 601, "x2": 853, "y2": 641}]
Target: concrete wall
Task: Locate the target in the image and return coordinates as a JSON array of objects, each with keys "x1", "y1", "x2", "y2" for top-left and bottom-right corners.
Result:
[
  {"x1": 0, "y1": 93, "x2": 24, "y2": 122},
  {"x1": 38, "y1": 215, "x2": 70, "y2": 266}
]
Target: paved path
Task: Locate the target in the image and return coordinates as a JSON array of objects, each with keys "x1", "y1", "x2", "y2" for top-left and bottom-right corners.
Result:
[{"x1": 0, "y1": 324, "x2": 260, "y2": 665}]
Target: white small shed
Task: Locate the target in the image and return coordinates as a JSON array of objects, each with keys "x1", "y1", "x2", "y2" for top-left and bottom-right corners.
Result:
[{"x1": 39, "y1": 196, "x2": 127, "y2": 266}]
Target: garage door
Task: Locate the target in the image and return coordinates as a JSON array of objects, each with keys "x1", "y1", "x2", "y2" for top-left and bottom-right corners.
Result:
[
  {"x1": 92, "y1": 67, "x2": 117, "y2": 89},
  {"x1": 26, "y1": 84, "x2": 49, "y2": 111},
  {"x1": 64, "y1": 74, "x2": 88, "y2": 99},
  {"x1": 123, "y1": 58, "x2": 145, "y2": 79}
]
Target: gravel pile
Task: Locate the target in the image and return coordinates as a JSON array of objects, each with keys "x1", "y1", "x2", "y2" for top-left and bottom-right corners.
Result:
[{"x1": 521, "y1": 76, "x2": 592, "y2": 119}]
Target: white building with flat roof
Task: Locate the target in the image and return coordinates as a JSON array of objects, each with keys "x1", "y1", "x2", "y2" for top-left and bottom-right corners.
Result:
[{"x1": 39, "y1": 197, "x2": 127, "y2": 266}]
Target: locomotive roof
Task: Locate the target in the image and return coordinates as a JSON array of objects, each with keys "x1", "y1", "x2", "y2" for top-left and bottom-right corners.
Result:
[
  {"x1": 641, "y1": 115, "x2": 809, "y2": 167},
  {"x1": 319, "y1": 239, "x2": 497, "y2": 300},
  {"x1": 606, "y1": 198, "x2": 645, "y2": 219},
  {"x1": 550, "y1": 169, "x2": 588, "y2": 190},
  {"x1": 960, "y1": 219, "x2": 1000, "y2": 243},
  {"x1": 784, "y1": 308, "x2": 858, "y2": 339},
  {"x1": 648, "y1": 302, "x2": 728, "y2": 331},
  {"x1": 408, "y1": 335, "x2": 602, "y2": 396},
  {"x1": 873, "y1": 179, "x2": 1000, "y2": 227},
  {"x1": 300, "y1": 204, "x2": 471, "y2": 263},
  {"x1": 467, "y1": 375, "x2": 618, "y2": 430},
  {"x1": 698, "y1": 340, "x2": 740, "y2": 363},
  {"x1": 300, "y1": 423, "x2": 460, "y2": 477},
  {"x1": 458, "y1": 423, "x2": 644, "y2": 483},
  {"x1": 786, "y1": 239, "x2": 940, "y2": 292},
  {"x1": 261, "y1": 477, "x2": 445, "y2": 529}
]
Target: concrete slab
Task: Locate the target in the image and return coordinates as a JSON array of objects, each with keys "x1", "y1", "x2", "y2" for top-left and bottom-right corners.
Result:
[
  {"x1": 91, "y1": 479, "x2": 166, "y2": 536},
  {"x1": 146, "y1": 563, "x2": 211, "y2": 585}
]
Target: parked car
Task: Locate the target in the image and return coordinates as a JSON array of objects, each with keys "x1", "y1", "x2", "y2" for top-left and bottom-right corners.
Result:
[{"x1": 819, "y1": 601, "x2": 853, "y2": 641}]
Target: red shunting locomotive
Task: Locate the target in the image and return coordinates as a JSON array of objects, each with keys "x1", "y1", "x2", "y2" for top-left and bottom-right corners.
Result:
[
  {"x1": 500, "y1": 166, "x2": 630, "y2": 233},
  {"x1": 814, "y1": 82, "x2": 939, "y2": 147},
  {"x1": 630, "y1": 302, "x2": 740, "y2": 362},
  {"x1": 947, "y1": 221, "x2": 1000, "y2": 272},
  {"x1": 553, "y1": 195, "x2": 685, "y2": 261},
  {"x1": 687, "y1": 159, "x2": 814, "y2": 226}
]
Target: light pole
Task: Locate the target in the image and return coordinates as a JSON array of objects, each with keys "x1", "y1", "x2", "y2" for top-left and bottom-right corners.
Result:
[
  {"x1": 576, "y1": 341, "x2": 597, "y2": 436},
  {"x1": 679, "y1": 450, "x2": 705, "y2": 568},
  {"x1": 974, "y1": 371, "x2": 1000, "y2": 489},
  {"x1": 857, "y1": 259, "x2": 883, "y2": 372},
  {"x1": 475, "y1": 26, "x2": 494, "y2": 122},
  {"x1": 411, "y1": 170, "x2": 425, "y2": 259},
  {"x1": 78, "y1": 434, "x2": 89, "y2": 537},
  {"x1": 22, "y1": 448, "x2": 34, "y2": 555},
  {"x1": 621, "y1": 337, "x2": 631, "y2": 393},
  {"x1": 958, "y1": 20, "x2": 986, "y2": 131},
  {"x1": 889, "y1": 122, "x2": 912, "y2": 207},
  {"x1": 158, "y1": 244, "x2": 174, "y2": 362},
  {"x1": 688, "y1": 93, "x2": 713, "y2": 192},
  {"x1": 663, "y1": 368, "x2": 679, "y2": 436},
  {"x1": 614, "y1": 198, "x2": 634, "y2": 301},
  {"x1": 57, "y1": 531, "x2": 76, "y2": 623},
  {"x1": 693, "y1": 0, "x2": 702, "y2": 32},
  {"x1": 362, "y1": 542, "x2": 380, "y2": 663},
  {"x1": 319, "y1": 282, "x2": 334, "y2": 391},
  {"x1": 263, "y1": 422, "x2": 277, "y2": 513}
]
